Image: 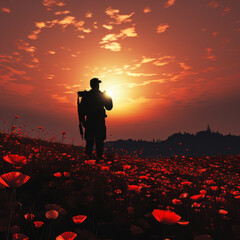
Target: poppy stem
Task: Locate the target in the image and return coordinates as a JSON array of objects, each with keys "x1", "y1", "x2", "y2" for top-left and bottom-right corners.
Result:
[{"x1": 6, "y1": 188, "x2": 15, "y2": 240}]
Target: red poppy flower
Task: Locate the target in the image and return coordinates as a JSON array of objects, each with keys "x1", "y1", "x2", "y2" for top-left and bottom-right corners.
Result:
[
  {"x1": 205, "y1": 179, "x2": 215, "y2": 184},
  {"x1": 63, "y1": 172, "x2": 71, "y2": 177},
  {"x1": 190, "y1": 194, "x2": 204, "y2": 201},
  {"x1": 115, "y1": 189, "x2": 122, "y2": 194},
  {"x1": 177, "y1": 220, "x2": 189, "y2": 225},
  {"x1": 172, "y1": 199, "x2": 183, "y2": 205},
  {"x1": 12, "y1": 233, "x2": 29, "y2": 240},
  {"x1": 3, "y1": 154, "x2": 27, "y2": 168},
  {"x1": 152, "y1": 209, "x2": 181, "y2": 225},
  {"x1": 114, "y1": 171, "x2": 126, "y2": 176},
  {"x1": 198, "y1": 168, "x2": 207, "y2": 173},
  {"x1": 128, "y1": 185, "x2": 142, "y2": 193},
  {"x1": 181, "y1": 181, "x2": 192, "y2": 186},
  {"x1": 0, "y1": 172, "x2": 30, "y2": 188},
  {"x1": 139, "y1": 175, "x2": 149, "y2": 180},
  {"x1": 56, "y1": 231, "x2": 77, "y2": 240},
  {"x1": 58, "y1": 208, "x2": 67, "y2": 215},
  {"x1": 100, "y1": 166, "x2": 110, "y2": 171},
  {"x1": 45, "y1": 210, "x2": 59, "y2": 219},
  {"x1": 24, "y1": 213, "x2": 35, "y2": 220},
  {"x1": 192, "y1": 202, "x2": 201, "y2": 208},
  {"x1": 54, "y1": 172, "x2": 62, "y2": 177},
  {"x1": 72, "y1": 215, "x2": 87, "y2": 224},
  {"x1": 219, "y1": 209, "x2": 228, "y2": 215},
  {"x1": 33, "y1": 221, "x2": 44, "y2": 228},
  {"x1": 180, "y1": 193, "x2": 189, "y2": 198},
  {"x1": 178, "y1": 220, "x2": 190, "y2": 225},
  {"x1": 200, "y1": 190, "x2": 207, "y2": 195},
  {"x1": 84, "y1": 160, "x2": 96, "y2": 165},
  {"x1": 123, "y1": 165, "x2": 131, "y2": 170}
]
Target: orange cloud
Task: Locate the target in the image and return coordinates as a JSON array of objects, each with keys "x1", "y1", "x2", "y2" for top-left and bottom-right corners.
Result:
[
  {"x1": 4, "y1": 66, "x2": 26, "y2": 76},
  {"x1": 105, "y1": 7, "x2": 134, "y2": 25},
  {"x1": 58, "y1": 16, "x2": 76, "y2": 27},
  {"x1": 212, "y1": 32, "x2": 219, "y2": 37},
  {"x1": 93, "y1": 21, "x2": 98, "y2": 29},
  {"x1": 35, "y1": 22, "x2": 46, "y2": 29},
  {"x1": 1, "y1": 8, "x2": 11, "y2": 13},
  {"x1": 3, "y1": 83, "x2": 34, "y2": 96},
  {"x1": 32, "y1": 58, "x2": 39, "y2": 63},
  {"x1": 222, "y1": 6, "x2": 231, "y2": 15},
  {"x1": 164, "y1": 0, "x2": 176, "y2": 8},
  {"x1": 54, "y1": 10, "x2": 70, "y2": 15},
  {"x1": 101, "y1": 42, "x2": 121, "y2": 52},
  {"x1": 127, "y1": 79, "x2": 165, "y2": 88},
  {"x1": 126, "y1": 72, "x2": 157, "y2": 77},
  {"x1": 143, "y1": 7, "x2": 151, "y2": 13},
  {"x1": 120, "y1": 27, "x2": 137, "y2": 38},
  {"x1": 153, "y1": 61, "x2": 168, "y2": 66},
  {"x1": 45, "y1": 74, "x2": 55, "y2": 79},
  {"x1": 157, "y1": 24, "x2": 170, "y2": 33},
  {"x1": 47, "y1": 51, "x2": 56, "y2": 55},
  {"x1": 169, "y1": 69, "x2": 197, "y2": 82},
  {"x1": 179, "y1": 62, "x2": 192, "y2": 70},
  {"x1": 100, "y1": 27, "x2": 137, "y2": 51},
  {"x1": 42, "y1": 0, "x2": 66, "y2": 8},
  {"x1": 153, "y1": 56, "x2": 175, "y2": 66},
  {"x1": 23, "y1": 63, "x2": 37, "y2": 69},
  {"x1": 51, "y1": 94, "x2": 71, "y2": 103},
  {"x1": 16, "y1": 40, "x2": 36, "y2": 53},
  {"x1": 82, "y1": 28, "x2": 91, "y2": 33},
  {"x1": 202, "y1": 48, "x2": 216, "y2": 60},
  {"x1": 102, "y1": 24, "x2": 113, "y2": 30},
  {"x1": 105, "y1": 7, "x2": 119, "y2": 16},
  {"x1": 28, "y1": 29, "x2": 41, "y2": 40},
  {"x1": 141, "y1": 56, "x2": 156, "y2": 64},
  {"x1": 208, "y1": 1, "x2": 219, "y2": 8},
  {"x1": 0, "y1": 54, "x2": 14, "y2": 63},
  {"x1": 100, "y1": 33, "x2": 118, "y2": 44},
  {"x1": 85, "y1": 11, "x2": 93, "y2": 18},
  {"x1": 29, "y1": 16, "x2": 89, "y2": 41}
]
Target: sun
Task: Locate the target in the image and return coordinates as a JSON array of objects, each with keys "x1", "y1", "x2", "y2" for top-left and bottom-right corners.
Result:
[
  {"x1": 104, "y1": 89, "x2": 114, "y2": 98},
  {"x1": 101, "y1": 75, "x2": 127, "y2": 101},
  {"x1": 99, "y1": 74, "x2": 132, "y2": 115}
]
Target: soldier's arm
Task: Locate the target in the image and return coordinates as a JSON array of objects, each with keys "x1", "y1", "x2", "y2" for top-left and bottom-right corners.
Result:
[{"x1": 103, "y1": 94, "x2": 113, "y2": 110}]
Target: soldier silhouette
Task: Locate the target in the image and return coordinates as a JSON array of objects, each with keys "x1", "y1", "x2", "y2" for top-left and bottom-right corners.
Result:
[{"x1": 77, "y1": 78, "x2": 113, "y2": 160}]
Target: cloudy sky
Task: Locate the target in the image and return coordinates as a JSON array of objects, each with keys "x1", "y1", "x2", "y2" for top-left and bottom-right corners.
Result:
[{"x1": 0, "y1": 0, "x2": 239, "y2": 144}]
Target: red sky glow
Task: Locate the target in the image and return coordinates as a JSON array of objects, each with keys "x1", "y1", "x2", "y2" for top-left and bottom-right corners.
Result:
[{"x1": 0, "y1": 0, "x2": 240, "y2": 144}]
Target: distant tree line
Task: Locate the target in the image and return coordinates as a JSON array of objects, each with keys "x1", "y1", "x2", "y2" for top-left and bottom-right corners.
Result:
[{"x1": 105, "y1": 126, "x2": 240, "y2": 157}]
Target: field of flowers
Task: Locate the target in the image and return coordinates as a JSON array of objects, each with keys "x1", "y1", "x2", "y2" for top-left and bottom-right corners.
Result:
[{"x1": 0, "y1": 133, "x2": 240, "y2": 240}]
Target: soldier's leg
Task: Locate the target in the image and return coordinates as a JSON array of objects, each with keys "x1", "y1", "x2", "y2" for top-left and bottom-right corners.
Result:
[
  {"x1": 95, "y1": 138, "x2": 104, "y2": 159},
  {"x1": 85, "y1": 139, "x2": 94, "y2": 158}
]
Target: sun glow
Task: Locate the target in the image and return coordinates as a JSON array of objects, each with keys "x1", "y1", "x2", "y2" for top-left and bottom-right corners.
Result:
[
  {"x1": 101, "y1": 75, "x2": 126, "y2": 104},
  {"x1": 99, "y1": 74, "x2": 141, "y2": 117},
  {"x1": 104, "y1": 90, "x2": 114, "y2": 99}
]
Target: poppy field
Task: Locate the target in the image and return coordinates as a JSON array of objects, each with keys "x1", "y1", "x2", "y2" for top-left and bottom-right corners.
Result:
[{"x1": 0, "y1": 133, "x2": 240, "y2": 240}]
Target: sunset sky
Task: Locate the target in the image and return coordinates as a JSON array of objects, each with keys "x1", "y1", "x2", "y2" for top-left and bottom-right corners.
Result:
[{"x1": 0, "y1": 0, "x2": 240, "y2": 144}]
